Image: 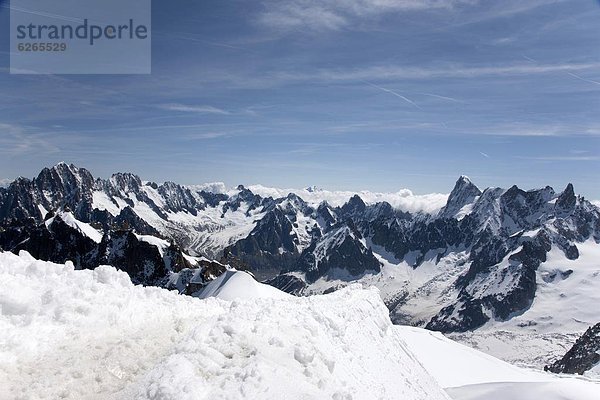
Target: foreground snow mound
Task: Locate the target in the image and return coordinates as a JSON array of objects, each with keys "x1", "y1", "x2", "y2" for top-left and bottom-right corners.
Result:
[
  {"x1": 0, "y1": 251, "x2": 227, "y2": 400},
  {"x1": 127, "y1": 286, "x2": 448, "y2": 400},
  {"x1": 0, "y1": 251, "x2": 449, "y2": 400},
  {"x1": 194, "y1": 270, "x2": 289, "y2": 301}
]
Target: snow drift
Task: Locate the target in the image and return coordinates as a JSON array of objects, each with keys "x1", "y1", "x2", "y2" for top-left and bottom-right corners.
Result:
[{"x1": 0, "y1": 251, "x2": 448, "y2": 400}]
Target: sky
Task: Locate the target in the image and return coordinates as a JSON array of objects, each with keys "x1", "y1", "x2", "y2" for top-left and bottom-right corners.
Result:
[{"x1": 0, "y1": 0, "x2": 599, "y2": 198}]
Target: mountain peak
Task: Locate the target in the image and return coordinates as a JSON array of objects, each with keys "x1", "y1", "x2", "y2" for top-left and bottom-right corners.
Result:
[
  {"x1": 439, "y1": 176, "x2": 482, "y2": 218},
  {"x1": 556, "y1": 183, "x2": 576, "y2": 211},
  {"x1": 341, "y1": 194, "x2": 366, "y2": 216},
  {"x1": 457, "y1": 175, "x2": 472, "y2": 184}
]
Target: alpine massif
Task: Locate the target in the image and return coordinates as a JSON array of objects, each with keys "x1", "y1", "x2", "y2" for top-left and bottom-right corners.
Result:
[{"x1": 1, "y1": 163, "x2": 599, "y2": 374}]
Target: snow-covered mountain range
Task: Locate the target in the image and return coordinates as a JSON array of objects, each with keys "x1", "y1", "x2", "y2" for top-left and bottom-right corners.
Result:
[{"x1": 1, "y1": 163, "x2": 599, "y2": 372}]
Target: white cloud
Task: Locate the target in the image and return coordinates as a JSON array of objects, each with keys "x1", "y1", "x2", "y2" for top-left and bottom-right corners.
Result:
[
  {"x1": 285, "y1": 62, "x2": 600, "y2": 82},
  {"x1": 246, "y1": 184, "x2": 449, "y2": 214},
  {"x1": 258, "y1": 0, "x2": 476, "y2": 30},
  {"x1": 184, "y1": 132, "x2": 230, "y2": 140},
  {"x1": 515, "y1": 155, "x2": 600, "y2": 161},
  {"x1": 159, "y1": 104, "x2": 230, "y2": 115},
  {"x1": 0, "y1": 178, "x2": 13, "y2": 188},
  {"x1": 189, "y1": 182, "x2": 228, "y2": 194}
]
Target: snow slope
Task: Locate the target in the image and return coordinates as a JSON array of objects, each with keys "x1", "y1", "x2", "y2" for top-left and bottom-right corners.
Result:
[
  {"x1": 397, "y1": 326, "x2": 600, "y2": 400},
  {"x1": 0, "y1": 251, "x2": 449, "y2": 400},
  {"x1": 46, "y1": 210, "x2": 104, "y2": 243}
]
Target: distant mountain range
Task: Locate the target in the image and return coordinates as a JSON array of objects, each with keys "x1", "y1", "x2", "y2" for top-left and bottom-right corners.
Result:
[{"x1": 1, "y1": 163, "x2": 598, "y2": 358}]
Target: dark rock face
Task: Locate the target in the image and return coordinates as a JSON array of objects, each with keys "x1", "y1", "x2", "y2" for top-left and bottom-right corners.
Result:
[
  {"x1": 295, "y1": 221, "x2": 381, "y2": 283},
  {"x1": 10, "y1": 215, "x2": 99, "y2": 269},
  {"x1": 0, "y1": 213, "x2": 193, "y2": 287},
  {"x1": 113, "y1": 207, "x2": 160, "y2": 235},
  {"x1": 158, "y1": 181, "x2": 202, "y2": 214},
  {"x1": 546, "y1": 323, "x2": 600, "y2": 375},
  {"x1": 226, "y1": 207, "x2": 301, "y2": 279},
  {"x1": 98, "y1": 230, "x2": 168, "y2": 285},
  {"x1": 264, "y1": 273, "x2": 307, "y2": 295}
]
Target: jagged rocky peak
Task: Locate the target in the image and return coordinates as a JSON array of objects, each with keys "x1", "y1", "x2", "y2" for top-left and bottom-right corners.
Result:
[
  {"x1": 317, "y1": 201, "x2": 337, "y2": 226},
  {"x1": 439, "y1": 175, "x2": 482, "y2": 218},
  {"x1": 36, "y1": 162, "x2": 95, "y2": 196},
  {"x1": 278, "y1": 192, "x2": 311, "y2": 216},
  {"x1": 109, "y1": 172, "x2": 142, "y2": 193},
  {"x1": 556, "y1": 183, "x2": 576, "y2": 211},
  {"x1": 341, "y1": 194, "x2": 367, "y2": 216},
  {"x1": 158, "y1": 181, "x2": 201, "y2": 214}
]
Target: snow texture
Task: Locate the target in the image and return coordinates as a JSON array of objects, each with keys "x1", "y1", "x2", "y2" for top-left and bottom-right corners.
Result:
[{"x1": 0, "y1": 251, "x2": 449, "y2": 400}]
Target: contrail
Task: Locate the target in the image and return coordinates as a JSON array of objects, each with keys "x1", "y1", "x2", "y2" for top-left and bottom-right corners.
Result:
[
  {"x1": 1, "y1": 4, "x2": 82, "y2": 23},
  {"x1": 361, "y1": 80, "x2": 422, "y2": 110},
  {"x1": 155, "y1": 30, "x2": 252, "y2": 53},
  {"x1": 418, "y1": 93, "x2": 463, "y2": 103},
  {"x1": 523, "y1": 55, "x2": 600, "y2": 86},
  {"x1": 566, "y1": 72, "x2": 600, "y2": 86}
]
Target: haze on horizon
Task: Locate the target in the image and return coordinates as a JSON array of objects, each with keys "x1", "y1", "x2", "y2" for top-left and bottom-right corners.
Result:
[{"x1": 1, "y1": 0, "x2": 599, "y2": 198}]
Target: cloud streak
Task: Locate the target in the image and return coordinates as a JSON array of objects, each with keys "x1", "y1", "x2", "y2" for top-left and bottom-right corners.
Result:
[
  {"x1": 158, "y1": 104, "x2": 231, "y2": 115},
  {"x1": 258, "y1": 0, "x2": 476, "y2": 31}
]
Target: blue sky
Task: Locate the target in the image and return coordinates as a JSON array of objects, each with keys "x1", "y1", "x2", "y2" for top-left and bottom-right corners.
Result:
[{"x1": 1, "y1": 0, "x2": 599, "y2": 197}]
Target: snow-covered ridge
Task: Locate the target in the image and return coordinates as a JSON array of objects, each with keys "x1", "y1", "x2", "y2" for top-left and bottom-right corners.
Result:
[{"x1": 45, "y1": 210, "x2": 103, "y2": 243}]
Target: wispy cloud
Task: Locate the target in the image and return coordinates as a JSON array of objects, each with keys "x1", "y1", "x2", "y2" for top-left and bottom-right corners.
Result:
[
  {"x1": 302, "y1": 62, "x2": 600, "y2": 81},
  {"x1": 0, "y1": 123, "x2": 60, "y2": 155},
  {"x1": 258, "y1": 0, "x2": 476, "y2": 31},
  {"x1": 184, "y1": 132, "x2": 230, "y2": 140},
  {"x1": 257, "y1": 0, "x2": 562, "y2": 31},
  {"x1": 158, "y1": 104, "x2": 231, "y2": 115},
  {"x1": 477, "y1": 123, "x2": 600, "y2": 137},
  {"x1": 0, "y1": 178, "x2": 13, "y2": 188},
  {"x1": 515, "y1": 155, "x2": 600, "y2": 161},
  {"x1": 212, "y1": 61, "x2": 600, "y2": 89}
]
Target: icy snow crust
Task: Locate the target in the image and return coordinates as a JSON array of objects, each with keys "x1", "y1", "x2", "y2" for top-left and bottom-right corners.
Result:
[{"x1": 0, "y1": 251, "x2": 449, "y2": 400}]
